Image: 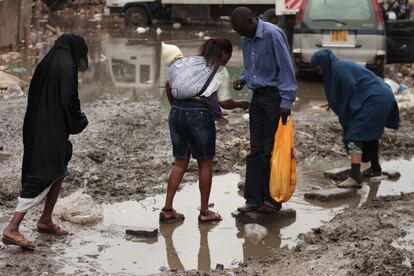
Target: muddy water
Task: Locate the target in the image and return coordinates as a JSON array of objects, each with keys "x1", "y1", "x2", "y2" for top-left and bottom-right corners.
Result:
[{"x1": 51, "y1": 158, "x2": 414, "y2": 274}]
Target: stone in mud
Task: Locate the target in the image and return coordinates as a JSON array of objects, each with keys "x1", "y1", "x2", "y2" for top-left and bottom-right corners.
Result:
[
  {"x1": 244, "y1": 208, "x2": 296, "y2": 220},
  {"x1": 215, "y1": 263, "x2": 224, "y2": 270},
  {"x1": 125, "y1": 227, "x2": 158, "y2": 238},
  {"x1": 304, "y1": 188, "x2": 357, "y2": 202},
  {"x1": 370, "y1": 175, "x2": 388, "y2": 182},
  {"x1": 232, "y1": 208, "x2": 296, "y2": 220},
  {"x1": 324, "y1": 167, "x2": 350, "y2": 181},
  {"x1": 383, "y1": 170, "x2": 401, "y2": 180},
  {"x1": 237, "y1": 181, "x2": 245, "y2": 190},
  {"x1": 87, "y1": 150, "x2": 107, "y2": 164}
]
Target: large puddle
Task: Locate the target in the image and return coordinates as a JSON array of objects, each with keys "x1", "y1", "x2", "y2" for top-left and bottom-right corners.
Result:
[{"x1": 54, "y1": 158, "x2": 414, "y2": 274}]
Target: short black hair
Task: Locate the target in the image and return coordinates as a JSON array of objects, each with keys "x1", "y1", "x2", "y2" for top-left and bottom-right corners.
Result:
[{"x1": 231, "y1": 7, "x2": 253, "y2": 26}]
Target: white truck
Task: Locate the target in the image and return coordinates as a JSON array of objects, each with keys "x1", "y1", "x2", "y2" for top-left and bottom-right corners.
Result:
[{"x1": 105, "y1": 0, "x2": 303, "y2": 27}]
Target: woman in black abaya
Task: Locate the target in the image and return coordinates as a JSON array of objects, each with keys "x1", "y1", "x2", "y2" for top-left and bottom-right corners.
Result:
[{"x1": 2, "y1": 34, "x2": 89, "y2": 249}]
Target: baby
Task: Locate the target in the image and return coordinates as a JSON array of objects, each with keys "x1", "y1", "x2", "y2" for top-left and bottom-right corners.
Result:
[{"x1": 162, "y1": 42, "x2": 229, "y2": 124}]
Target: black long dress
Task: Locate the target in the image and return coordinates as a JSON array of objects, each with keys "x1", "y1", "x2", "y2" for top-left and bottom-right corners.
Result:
[{"x1": 20, "y1": 34, "x2": 89, "y2": 198}]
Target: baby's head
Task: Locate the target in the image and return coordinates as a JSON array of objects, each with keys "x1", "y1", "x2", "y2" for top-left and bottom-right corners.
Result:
[{"x1": 161, "y1": 42, "x2": 184, "y2": 67}]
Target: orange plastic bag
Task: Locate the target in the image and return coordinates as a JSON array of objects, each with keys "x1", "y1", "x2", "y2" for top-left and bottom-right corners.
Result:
[{"x1": 269, "y1": 116, "x2": 297, "y2": 203}]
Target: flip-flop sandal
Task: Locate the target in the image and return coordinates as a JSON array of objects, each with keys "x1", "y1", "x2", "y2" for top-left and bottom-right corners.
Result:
[
  {"x1": 37, "y1": 225, "x2": 70, "y2": 236},
  {"x1": 159, "y1": 207, "x2": 185, "y2": 223},
  {"x1": 2, "y1": 235, "x2": 35, "y2": 250},
  {"x1": 198, "y1": 210, "x2": 222, "y2": 223}
]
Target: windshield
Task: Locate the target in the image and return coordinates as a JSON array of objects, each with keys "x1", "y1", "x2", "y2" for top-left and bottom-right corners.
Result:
[{"x1": 303, "y1": 0, "x2": 377, "y2": 30}]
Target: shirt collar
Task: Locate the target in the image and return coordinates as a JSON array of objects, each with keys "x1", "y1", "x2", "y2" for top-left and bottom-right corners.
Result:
[
  {"x1": 255, "y1": 18, "x2": 264, "y2": 39},
  {"x1": 241, "y1": 17, "x2": 264, "y2": 41}
]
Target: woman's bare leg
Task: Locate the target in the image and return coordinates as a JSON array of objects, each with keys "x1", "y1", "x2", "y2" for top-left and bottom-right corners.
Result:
[{"x1": 163, "y1": 158, "x2": 190, "y2": 217}]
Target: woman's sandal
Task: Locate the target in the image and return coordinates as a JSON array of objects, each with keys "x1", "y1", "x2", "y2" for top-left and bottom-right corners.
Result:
[
  {"x1": 198, "y1": 210, "x2": 222, "y2": 223},
  {"x1": 37, "y1": 225, "x2": 70, "y2": 236},
  {"x1": 159, "y1": 207, "x2": 185, "y2": 223},
  {"x1": 2, "y1": 234, "x2": 35, "y2": 250}
]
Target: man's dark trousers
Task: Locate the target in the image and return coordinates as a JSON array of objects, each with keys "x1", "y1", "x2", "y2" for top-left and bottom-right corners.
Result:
[{"x1": 244, "y1": 87, "x2": 282, "y2": 208}]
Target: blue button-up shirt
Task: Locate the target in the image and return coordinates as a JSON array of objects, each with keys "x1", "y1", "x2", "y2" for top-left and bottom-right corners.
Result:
[{"x1": 240, "y1": 19, "x2": 297, "y2": 109}]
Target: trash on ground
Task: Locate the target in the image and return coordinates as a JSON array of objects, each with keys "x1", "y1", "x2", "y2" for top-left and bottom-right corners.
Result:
[
  {"x1": 136, "y1": 27, "x2": 147, "y2": 34},
  {"x1": 156, "y1": 27, "x2": 162, "y2": 35},
  {"x1": 196, "y1": 31, "x2": 204, "y2": 38},
  {"x1": 0, "y1": 72, "x2": 27, "y2": 99},
  {"x1": 54, "y1": 189, "x2": 103, "y2": 225},
  {"x1": 172, "y1": 22, "x2": 182, "y2": 29},
  {"x1": 5, "y1": 67, "x2": 26, "y2": 73},
  {"x1": 244, "y1": 223, "x2": 268, "y2": 241},
  {"x1": 0, "y1": 52, "x2": 21, "y2": 63},
  {"x1": 93, "y1": 13, "x2": 102, "y2": 21}
]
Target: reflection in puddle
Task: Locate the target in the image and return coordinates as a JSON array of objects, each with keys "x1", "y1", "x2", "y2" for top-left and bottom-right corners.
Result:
[{"x1": 57, "y1": 158, "x2": 414, "y2": 274}]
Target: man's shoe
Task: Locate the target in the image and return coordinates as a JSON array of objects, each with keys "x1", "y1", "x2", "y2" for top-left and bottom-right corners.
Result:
[
  {"x1": 257, "y1": 203, "x2": 282, "y2": 214},
  {"x1": 362, "y1": 167, "x2": 382, "y2": 177},
  {"x1": 237, "y1": 204, "x2": 258, "y2": 213},
  {"x1": 337, "y1": 177, "x2": 362, "y2": 189}
]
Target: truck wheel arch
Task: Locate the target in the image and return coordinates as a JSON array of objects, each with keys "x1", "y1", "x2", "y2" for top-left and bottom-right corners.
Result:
[{"x1": 123, "y1": 4, "x2": 152, "y2": 26}]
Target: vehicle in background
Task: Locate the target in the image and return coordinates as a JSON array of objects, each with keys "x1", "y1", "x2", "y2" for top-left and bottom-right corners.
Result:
[
  {"x1": 104, "y1": 0, "x2": 300, "y2": 27},
  {"x1": 292, "y1": 0, "x2": 414, "y2": 77}
]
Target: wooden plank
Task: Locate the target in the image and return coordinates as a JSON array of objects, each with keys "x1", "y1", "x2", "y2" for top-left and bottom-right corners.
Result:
[{"x1": 0, "y1": 0, "x2": 20, "y2": 48}]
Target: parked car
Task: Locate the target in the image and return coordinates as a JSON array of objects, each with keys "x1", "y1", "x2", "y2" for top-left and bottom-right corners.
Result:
[{"x1": 292, "y1": 0, "x2": 414, "y2": 77}]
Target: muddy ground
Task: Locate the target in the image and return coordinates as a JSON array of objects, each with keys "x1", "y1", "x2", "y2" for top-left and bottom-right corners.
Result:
[
  {"x1": 1, "y1": 95, "x2": 414, "y2": 205},
  {"x1": 177, "y1": 192, "x2": 414, "y2": 276}
]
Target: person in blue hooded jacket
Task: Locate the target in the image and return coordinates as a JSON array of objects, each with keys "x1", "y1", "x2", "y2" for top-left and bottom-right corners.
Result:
[{"x1": 310, "y1": 49, "x2": 400, "y2": 188}]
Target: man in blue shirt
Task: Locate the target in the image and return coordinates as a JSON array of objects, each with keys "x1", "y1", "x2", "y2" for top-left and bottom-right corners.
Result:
[{"x1": 231, "y1": 7, "x2": 297, "y2": 214}]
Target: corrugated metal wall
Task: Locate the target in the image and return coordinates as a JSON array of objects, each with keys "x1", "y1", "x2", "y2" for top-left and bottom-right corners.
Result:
[{"x1": 0, "y1": 0, "x2": 32, "y2": 48}]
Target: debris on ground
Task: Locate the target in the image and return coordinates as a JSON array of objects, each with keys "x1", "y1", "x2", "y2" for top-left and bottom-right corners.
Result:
[
  {"x1": 324, "y1": 167, "x2": 401, "y2": 182},
  {"x1": 0, "y1": 72, "x2": 27, "y2": 99},
  {"x1": 125, "y1": 227, "x2": 159, "y2": 238},
  {"x1": 53, "y1": 189, "x2": 103, "y2": 225},
  {"x1": 304, "y1": 187, "x2": 357, "y2": 202}
]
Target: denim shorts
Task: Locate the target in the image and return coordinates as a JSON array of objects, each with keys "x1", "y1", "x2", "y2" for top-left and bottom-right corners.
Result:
[{"x1": 169, "y1": 99, "x2": 216, "y2": 160}]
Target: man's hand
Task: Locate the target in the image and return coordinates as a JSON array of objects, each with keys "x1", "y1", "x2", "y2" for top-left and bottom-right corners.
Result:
[
  {"x1": 233, "y1": 79, "x2": 246, "y2": 91},
  {"x1": 238, "y1": 101, "x2": 249, "y2": 111},
  {"x1": 280, "y1": 108, "x2": 291, "y2": 125}
]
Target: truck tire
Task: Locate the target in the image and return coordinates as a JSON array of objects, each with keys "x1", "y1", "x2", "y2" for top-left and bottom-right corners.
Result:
[{"x1": 124, "y1": 6, "x2": 149, "y2": 27}]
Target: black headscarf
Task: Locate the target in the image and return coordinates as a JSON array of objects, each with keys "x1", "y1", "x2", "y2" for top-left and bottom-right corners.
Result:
[
  {"x1": 54, "y1": 33, "x2": 89, "y2": 71},
  {"x1": 21, "y1": 34, "x2": 89, "y2": 198}
]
